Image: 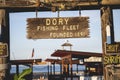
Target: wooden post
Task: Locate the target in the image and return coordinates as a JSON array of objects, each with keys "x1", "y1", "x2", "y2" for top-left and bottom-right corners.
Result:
[
  {"x1": 62, "y1": 58, "x2": 64, "y2": 74},
  {"x1": 31, "y1": 64, "x2": 33, "y2": 80},
  {"x1": 16, "y1": 65, "x2": 19, "y2": 76},
  {"x1": 100, "y1": 6, "x2": 114, "y2": 80},
  {"x1": 0, "y1": 9, "x2": 10, "y2": 80},
  {"x1": 47, "y1": 65, "x2": 49, "y2": 78},
  {"x1": 60, "y1": 64, "x2": 62, "y2": 75},
  {"x1": 50, "y1": 64, "x2": 52, "y2": 75},
  {"x1": 69, "y1": 55, "x2": 73, "y2": 80},
  {"x1": 77, "y1": 64, "x2": 78, "y2": 73},
  {"x1": 53, "y1": 62, "x2": 55, "y2": 75},
  {"x1": 101, "y1": 6, "x2": 107, "y2": 80}
]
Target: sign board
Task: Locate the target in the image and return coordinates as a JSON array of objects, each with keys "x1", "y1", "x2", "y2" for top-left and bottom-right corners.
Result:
[
  {"x1": 106, "y1": 43, "x2": 120, "y2": 53},
  {"x1": 26, "y1": 17, "x2": 89, "y2": 39},
  {"x1": 104, "y1": 55, "x2": 120, "y2": 65},
  {"x1": 0, "y1": 43, "x2": 8, "y2": 57},
  {"x1": 84, "y1": 57, "x2": 102, "y2": 62}
]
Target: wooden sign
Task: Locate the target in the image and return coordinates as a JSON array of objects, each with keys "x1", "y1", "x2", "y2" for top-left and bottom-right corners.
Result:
[
  {"x1": 104, "y1": 55, "x2": 120, "y2": 65},
  {"x1": 26, "y1": 17, "x2": 89, "y2": 39},
  {"x1": 84, "y1": 57, "x2": 102, "y2": 62},
  {"x1": 0, "y1": 43, "x2": 8, "y2": 57},
  {"x1": 106, "y1": 43, "x2": 120, "y2": 53}
]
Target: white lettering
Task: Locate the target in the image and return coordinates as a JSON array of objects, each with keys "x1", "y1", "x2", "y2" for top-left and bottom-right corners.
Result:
[
  {"x1": 64, "y1": 18, "x2": 69, "y2": 25},
  {"x1": 37, "y1": 26, "x2": 58, "y2": 31},
  {"x1": 45, "y1": 18, "x2": 69, "y2": 25},
  {"x1": 58, "y1": 18, "x2": 63, "y2": 25},
  {"x1": 52, "y1": 19, "x2": 57, "y2": 25},
  {"x1": 50, "y1": 32, "x2": 73, "y2": 38},
  {"x1": 46, "y1": 19, "x2": 51, "y2": 25},
  {"x1": 63, "y1": 25, "x2": 79, "y2": 30}
]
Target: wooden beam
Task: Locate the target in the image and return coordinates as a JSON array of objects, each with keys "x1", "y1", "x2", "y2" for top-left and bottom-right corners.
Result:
[{"x1": 0, "y1": 0, "x2": 120, "y2": 12}]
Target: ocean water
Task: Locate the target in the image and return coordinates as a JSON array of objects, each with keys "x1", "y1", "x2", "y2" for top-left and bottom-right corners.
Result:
[
  {"x1": 10, "y1": 64, "x2": 85, "y2": 73},
  {"x1": 10, "y1": 65, "x2": 103, "y2": 80}
]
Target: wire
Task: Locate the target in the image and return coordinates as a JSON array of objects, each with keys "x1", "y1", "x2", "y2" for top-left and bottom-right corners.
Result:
[{"x1": 79, "y1": 6, "x2": 81, "y2": 17}]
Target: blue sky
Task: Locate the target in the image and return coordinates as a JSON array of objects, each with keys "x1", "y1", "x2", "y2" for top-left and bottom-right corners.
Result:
[{"x1": 9, "y1": 10, "x2": 120, "y2": 60}]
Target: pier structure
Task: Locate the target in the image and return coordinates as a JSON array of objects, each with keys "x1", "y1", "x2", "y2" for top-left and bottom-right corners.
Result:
[{"x1": 46, "y1": 50, "x2": 103, "y2": 80}]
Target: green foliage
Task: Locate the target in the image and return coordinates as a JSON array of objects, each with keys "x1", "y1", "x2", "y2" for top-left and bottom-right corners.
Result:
[
  {"x1": 14, "y1": 74, "x2": 18, "y2": 80},
  {"x1": 14, "y1": 68, "x2": 32, "y2": 80}
]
